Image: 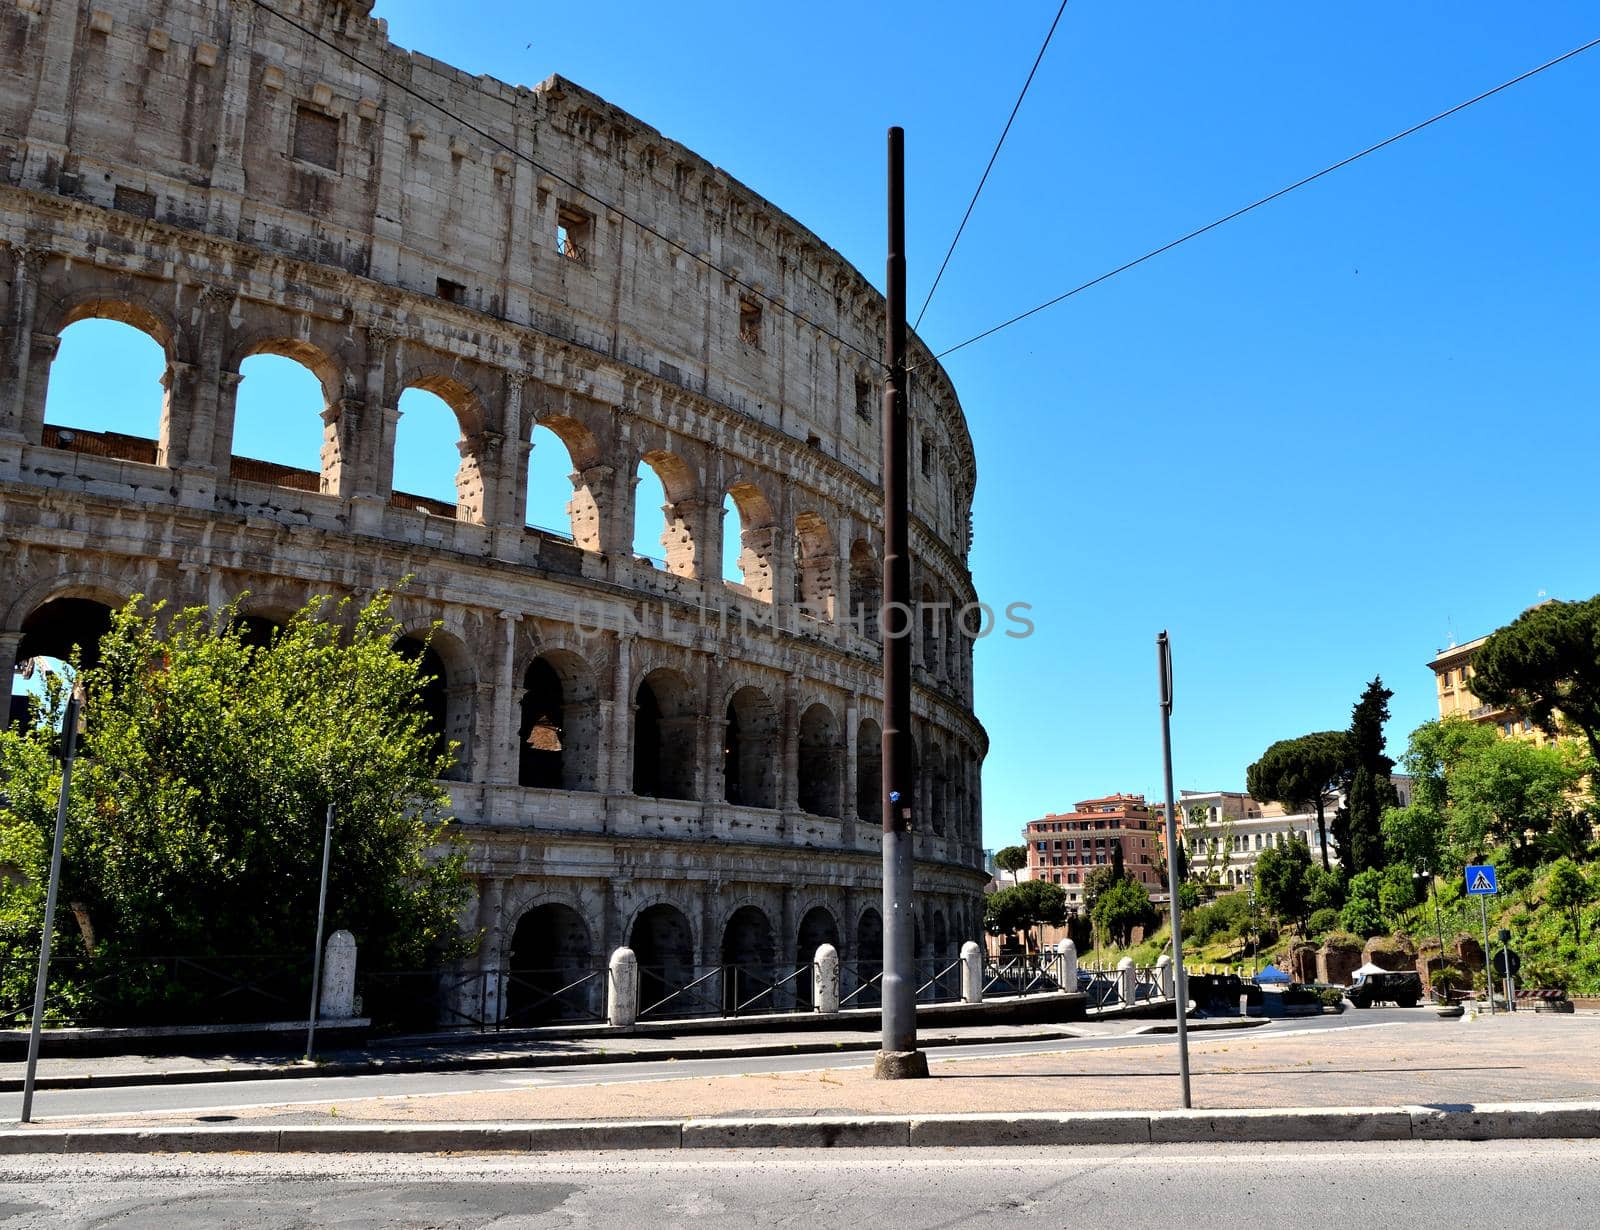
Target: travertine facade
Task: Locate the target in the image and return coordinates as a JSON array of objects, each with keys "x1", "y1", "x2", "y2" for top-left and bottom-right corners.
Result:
[{"x1": 0, "y1": 0, "x2": 987, "y2": 1020}]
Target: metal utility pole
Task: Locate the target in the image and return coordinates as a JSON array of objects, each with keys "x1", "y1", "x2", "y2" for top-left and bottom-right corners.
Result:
[
  {"x1": 1157, "y1": 631, "x2": 1191, "y2": 1109},
  {"x1": 875, "y1": 126, "x2": 925, "y2": 1080},
  {"x1": 304, "y1": 803, "x2": 335, "y2": 1062},
  {"x1": 1479, "y1": 894, "x2": 1494, "y2": 1016},
  {"x1": 21, "y1": 685, "x2": 83, "y2": 1123}
]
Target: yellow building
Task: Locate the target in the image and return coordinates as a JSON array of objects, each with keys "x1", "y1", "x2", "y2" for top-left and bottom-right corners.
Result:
[{"x1": 1428, "y1": 631, "x2": 1552, "y2": 744}]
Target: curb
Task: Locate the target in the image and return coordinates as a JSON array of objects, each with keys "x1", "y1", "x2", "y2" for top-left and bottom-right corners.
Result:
[
  {"x1": 4, "y1": 1103, "x2": 1598, "y2": 1154},
  {"x1": 0, "y1": 1027, "x2": 1089, "y2": 1095}
]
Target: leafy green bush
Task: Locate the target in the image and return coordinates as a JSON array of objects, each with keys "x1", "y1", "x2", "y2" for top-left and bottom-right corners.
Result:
[
  {"x1": 1307, "y1": 908, "x2": 1340, "y2": 937},
  {"x1": 1503, "y1": 866, "x2": 1535, "y2": 895},
  {"x1": 1318, "y1": 987, "x2": 1346, "y2": 1009}
]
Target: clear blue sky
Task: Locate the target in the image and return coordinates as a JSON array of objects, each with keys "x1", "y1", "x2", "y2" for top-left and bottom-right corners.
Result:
[{"x1": 39, "y1": 3, "x2": 1600, "y2": 852}]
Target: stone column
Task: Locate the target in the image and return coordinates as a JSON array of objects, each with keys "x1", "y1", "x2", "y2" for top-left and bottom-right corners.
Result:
[
  {"x1": 1117, "y1": 956, "x2": 1136, "y2": 1007},
  {"x1": 17, "y1": 0, "x2": 79, "y2": 186},
  {"x1": 209, "y1": 371, "x2": 244, "y2": 476},
  {"x1": 0, "y1": 631, "x2": 24, "y2": 733},
  {"x1": 351, "y1": 325, "x2": 401, "y2": 532},
  {"x1": 318, "y1": 930, "x2": 358, "y2": 1019},
  {"x1": 491, "y1": 378, "x2": 532, "y2": 559},
  {"x1": 660, "y1": 496, "x2": 702, "y2": 579},
  {"x1": 474, "y1": 878, "x2": 507, "y2": 1025},
  {"x1": 2, "y1": 245, "x2": 45, "y2": 448},
  {"x1": 608, "y1": 633, "x2": 634, "y2": 795},
  {"x1": 320, "y1": 397, "x2": 365, "y2": 497},
  {"x1": 779, "y1": 885, "x2": 796, "y2": 1005},
  {"x1": 778, "y1": 673, "x2": 800, "y2": 814},
  {"x1": 607, "y1": 947, "x2": 638, "y2": 1027},
  {"x1": 698, "y1": 497, "x2": 726, "y2": 595},
  {"x1": 960, "y1": 940, "x2": 984, "y2": 1004},
  {"x1": 491, "y1": 611, "x2": 521, "y2": 786},
  {"x1": 701, "y1": 653, "x2": 726, "y2": 807},
  {"x1": 206, "y1": 0, "x2": 256, "y2": 234}
]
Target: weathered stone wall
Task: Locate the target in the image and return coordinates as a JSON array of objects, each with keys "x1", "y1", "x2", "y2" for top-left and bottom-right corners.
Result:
[{"x1": 0, "y1": 0, "x2": 989, "y2": 1020}]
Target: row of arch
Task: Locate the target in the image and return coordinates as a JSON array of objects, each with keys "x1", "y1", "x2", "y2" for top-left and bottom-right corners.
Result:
[
  {"x1": 7, "y1": 592, "x2": 982, "y2": 839},
  {"x1": 504, "y1": 898, "x2": 974, "y2": 1024},
  {"x1": 25, "y1": 304, "x2": 973, "y2": 684}
]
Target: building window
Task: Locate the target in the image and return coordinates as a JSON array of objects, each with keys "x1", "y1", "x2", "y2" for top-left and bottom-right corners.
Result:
[
  {"x1": 557, "y1": 205, "x2": 593, "y2": 265},
  {"x1": 920, "y1": 438, "x2": 933, "y2": 477},
  {"x1": 113, "y1": 185, "x2": 155, "y2": 218},
  {"x1": 435, "y1": 277, "x2": 467, "y2": 304},
  {"x1": 738, "y1": 298, "x2": 763, "y2": 347},
  {"x1": 1068, "y1": 873, "x2": 1078, "y2": 884},
  {"x1": 855, "y1": 375, "x2": 873, "y2": 421},
  {"x1": 292, "y1": 105, "x2": 340, "y2": 170},
  {"x1": 1064, "y1": 839, "x2": 1074, "y2": 850}
]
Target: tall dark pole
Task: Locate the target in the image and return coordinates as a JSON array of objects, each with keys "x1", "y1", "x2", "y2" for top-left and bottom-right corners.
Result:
[
  {"x1": 1157, "y1": 632, "x2": 1191, "y2": 1108},
  {"x1": 875, "y1": 126, "x2": 925, "y2": 1080}
]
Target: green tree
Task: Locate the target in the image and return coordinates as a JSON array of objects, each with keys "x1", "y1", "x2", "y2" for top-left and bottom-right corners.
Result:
[
  {"x1": 0, "y1": 593, "x2": 471, "y2": 1023},
  {"x1": 1111, "y1": 839, "x2": 1125, "y2": 883},
  {"x1": 1339, "y1": 868, "x2": 1386, "y2": 937},
  {"x1": 1247, "y1": 731, "x2": 1351, "y2": 871},
  {"x1": 993, "y1": 845, "x2": 1029, "y2": 885},
  {"x1": 1540, "y1": 808, "x2": 1595, "y2": 864},
  {"x1": 1177, "y1": 881, "x2": 1203, "y2": 911},
  {"x1": 1306, "y1": 866, "x2": 1345, "y2": 915},
  {"x1": 983, "y1": 880, "x2": 1068, "y2": 950},
  {"x1": 1546, "y1": 857, "x2": 1591, "y2": 945},
  {"x1": 1449, "y1": 736, "x2": 1587, "y2": 863},
  {"x1": 1472, "y1": 595, "x2": 1600, "y2": 765},
  {"x1": 1081, "y1": 865, "x2": 1118, "y2": 914},
  {"x1": 1092, "y1": 878, "x2": 1153, "y2": 948},
  {"x1": 1378, "y1": 863, "x2": 1418, "y2": 919},
  {"x1": 1340, "y1": 678, "x2": 1398, "y2": 875},
  {"x1": 1254, "y1": 838, "x2": 1314, "y2": 930}
]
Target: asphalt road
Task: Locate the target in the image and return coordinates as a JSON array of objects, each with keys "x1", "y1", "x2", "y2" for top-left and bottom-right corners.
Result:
[
  {"x1": 9, "y1": 1009, "x2": 1417, "y2": 1124},
  {"x1": 0, "y1": 1138, "x2": 1591, "y2": 1227}
]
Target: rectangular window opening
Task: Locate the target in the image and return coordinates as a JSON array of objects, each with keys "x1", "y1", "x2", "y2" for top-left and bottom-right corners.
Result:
[
  {"x1": 435, "y1": 277, "x2": 467, "y2": 304},
  {"x1": 557, "y1": 205, "x2": 592, "y2": 266},
  {"x1": 292, "y1": 105, "x2": 340, "y2": 170},
  {"x1": 738, "y1": 298, "x2": 762, "y2": 348},
  {"x1": 855, "y1": 375, "x2": 873, "y2": 421}
]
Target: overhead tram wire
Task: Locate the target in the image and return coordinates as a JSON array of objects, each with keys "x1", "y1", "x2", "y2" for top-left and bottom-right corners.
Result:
[
  {"x1": 912, "y1": 0, "x2": 1070, "y2": 332},
  {"x1": 249, "y1": 0, "x2": 883, "y2": 369},
  {"x1": 925, "y1": 34, "x2": 1600, "y2": 365}
]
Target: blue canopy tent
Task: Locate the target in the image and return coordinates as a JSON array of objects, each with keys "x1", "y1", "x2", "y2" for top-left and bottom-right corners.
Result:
[{"x1": 1256, "y1": 964, "x2": 1291, "y2": 985}]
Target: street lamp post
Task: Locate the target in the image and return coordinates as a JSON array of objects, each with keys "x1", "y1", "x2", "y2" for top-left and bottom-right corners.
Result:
[{"x1": 20, "y1": 681, "x2": 85, "y2": 1124}]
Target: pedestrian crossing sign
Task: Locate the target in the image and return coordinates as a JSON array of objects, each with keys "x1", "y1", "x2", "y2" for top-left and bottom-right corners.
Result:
[{"x1": 1465, "y1": 864, "x2": 1499, "y2": 895}]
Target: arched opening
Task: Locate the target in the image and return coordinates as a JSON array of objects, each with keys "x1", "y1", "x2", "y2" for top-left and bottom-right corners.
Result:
[
  {"x1": 856, "y1": 718, "x2": 882, "y2": 824},
  {"x1": 630, "y1": 903, "x2": 695, "y2": 1017},
  {"x1": 946, "y1": 749, "x2": 964, "y2": 844},
  {"x1": 793, "y1": 510, "x2": 835, "y2": 619},
  {"x1": 518, "y1": 650, "x2": 599, "y2": 791},
  {"x1": 633, "y1": 668, "x2": 697, "y2": 800},
  {"x1": 394, "y1": 636, "x2": 453, "y2": 776},
  {"x1": 13, "y1": 598, "x2": 116, "y2": 721},
  {"x1": 928, "y1": 742, "x2": 947, "y2": 838},
  {"x1": 725, "y1": 481, "x2": 776, "y2": 601},
  {"x1": 854, "y1": 908, "x2": 883, "y2": 1008},
  {"x1": 505, "y1": 903, "x2": 594, "y2": 1024},
  {"x1": 849, "y1": 540, "x2": 881, "y2": 642},
  {"x1": 797, "y1": 702, "x2": 839, "y2": 817},
  {"x1": 230, "y1": 348, "x2": 334, "y2": 491},
  {"x1": 394, "y1": 385, "x2": 481, "y2": 523},
  {"x1": 525, "y1": 422, "x2": 578, "y2": 541},
  {"x1": 633, "y1": 451, "x2": 697, "y2": 577},
  {"x1": 720, "y1": 905, "x2": 775, "y2": 1014},
  {"x1": 723, "y1": 685, "x2": 777, "y2": 809},
  {"x1": 932, "y1": 910, "x2": 949, "y2": 959},
  {"x1": 794, "y1": 906, "x2": 840, "y2": 1010},
  {"x1": 43, "y1": 317, "x2": 168, "y2": 463}
]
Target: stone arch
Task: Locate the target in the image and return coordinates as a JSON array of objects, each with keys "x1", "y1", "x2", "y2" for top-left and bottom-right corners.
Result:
[
  {"x1": 394, "y1": 626, "x2": 475, "y2": 781},
  {"x1": 41, "y1": 306, "x2": 173, "y2": 461},
  {"x1": 793, "y1": 508, "x2": 836, "y2": 618},
  {"x1": 919, "y1": 582, "x2": 940, "y2": 674},
  {"x1": 527, "y1": 415, "x2": 603, "y2": 547},
  {"x1": 633, "y1": 666, "x2": 697, "y2": 800},
  {"x1": 505, "y1": 902, "x2": 595, "y2": 1024},
  {"x1": 856, "y1": 716, "x2": 883, "y2": 823},
  {"x1": 946, "y1": 748, "x2": 964, "y2": 844},
  {"x1": 46, "y1": 288, "x2": 178, "y2": 352},
  {"x1": 853, "y1": 906, "x2": 883, "y2": 1007},
  {"x1": 719, "y1": 903, "x2": 776, "y2": 1013},
  {"x1": 635, "y1": 448, "x2": 700, "y2": 577},
  {"x1": 227, "y1": 334, "x2": 345, "y2": 490},
  {"x1": 395, "y1": 370, "x2": 490, "y2": 523},
  {"x1": 794, "y1": 905, "x2": 840, "y2": 1010},
  {"x1": 724, "y1": 478, "x2": 777, "y2": 601},
  {"x1": 16, "y1": 596, "x2": 117, "y2": 676},
  {"x1": 932, "y1": 909, "x2": 949, "y2": 958},
  {"x1": 796, "y1": 701, "x2": 840, "y2": 817},
  {"x1": 927, "y1": 738, "x2": 947, "y2": 837},
  {"x1": 849, "y1": 539, "x2": 881, "y2": 642},
  {"x1": 3, "y1": 572, "x2": 129, "y2": 633},
  {"x1": 518, "y1": 647, "x2": 600, "y2": 791},
  {"x1": 723, "y1": 684, "x2": 778, "y2": 809},
  {"x1": 629, "y1": 901, "x2": 696, "y2": 1016}
]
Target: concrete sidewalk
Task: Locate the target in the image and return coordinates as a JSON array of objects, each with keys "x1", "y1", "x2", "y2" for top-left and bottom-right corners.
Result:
[{"x1": 2, "y1": 1017, "x2": 1253, "y2": 1093}]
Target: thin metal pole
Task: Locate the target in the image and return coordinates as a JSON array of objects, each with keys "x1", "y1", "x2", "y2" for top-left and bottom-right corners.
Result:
[
  {"x1": 20, "y1": 689, "x2": 82, "y2": 1123},
  {"x1": 876, "y1": 125, "x2": 924, "y2": 1079},
  {"x1": 304, "y1": 803, "x2": 334, "y2": 1062},
  {"x1": 1479, "y1": 894, "x2": 1494, "y2": 1015},
  {"x1": 1157, "y1": 631, "x2": 1191, "y2": 1109}
]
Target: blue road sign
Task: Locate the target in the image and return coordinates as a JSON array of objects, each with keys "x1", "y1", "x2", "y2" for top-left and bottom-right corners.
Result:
[{"x1": 1466, "y1": 864, "x2": 1499, "y2": 895}]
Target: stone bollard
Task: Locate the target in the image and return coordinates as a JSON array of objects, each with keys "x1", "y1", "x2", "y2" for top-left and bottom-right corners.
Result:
[
  {"x1": 960, "y1": 940, "x2": 984, "y2": 1004},
  {"x1": 813, "y1": 943, "x2": 840, "y2": 1014},
  {"x1": 607, "y1": 946, "x2": 639, "y2": 1027},
  {"x1": 1155, "y1": 953, "x2": 1173, "y2": 999},
  {"x1": 1059, "y1": 938, "x2": 1078, "y2": 991},
  {"x1": 318, "y1": 929, "x2": 357, "y2": 1019},
  {"x1": 1117, "y1": 956, "x2": 1136, "y2": 1006}
]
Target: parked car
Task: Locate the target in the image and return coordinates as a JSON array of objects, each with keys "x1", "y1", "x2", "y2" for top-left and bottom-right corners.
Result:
[{"x1": 1347, "y1": 969, "x2": 1422, "y2": 1008}]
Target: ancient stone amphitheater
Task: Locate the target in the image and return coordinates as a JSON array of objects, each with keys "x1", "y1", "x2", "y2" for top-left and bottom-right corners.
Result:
[{"x1": 0, "y1": 0, "x2": 987, "y2": 1023}]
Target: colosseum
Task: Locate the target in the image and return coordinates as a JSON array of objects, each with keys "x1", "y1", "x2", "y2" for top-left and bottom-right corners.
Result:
[{"x1": 0, "y1": 0, "x2": 987, "y2": 1023}]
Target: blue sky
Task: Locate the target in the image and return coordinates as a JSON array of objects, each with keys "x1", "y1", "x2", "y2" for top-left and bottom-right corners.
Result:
[{"x1": 37, "y1": 3, "x2": 1600, "y2": 851}]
